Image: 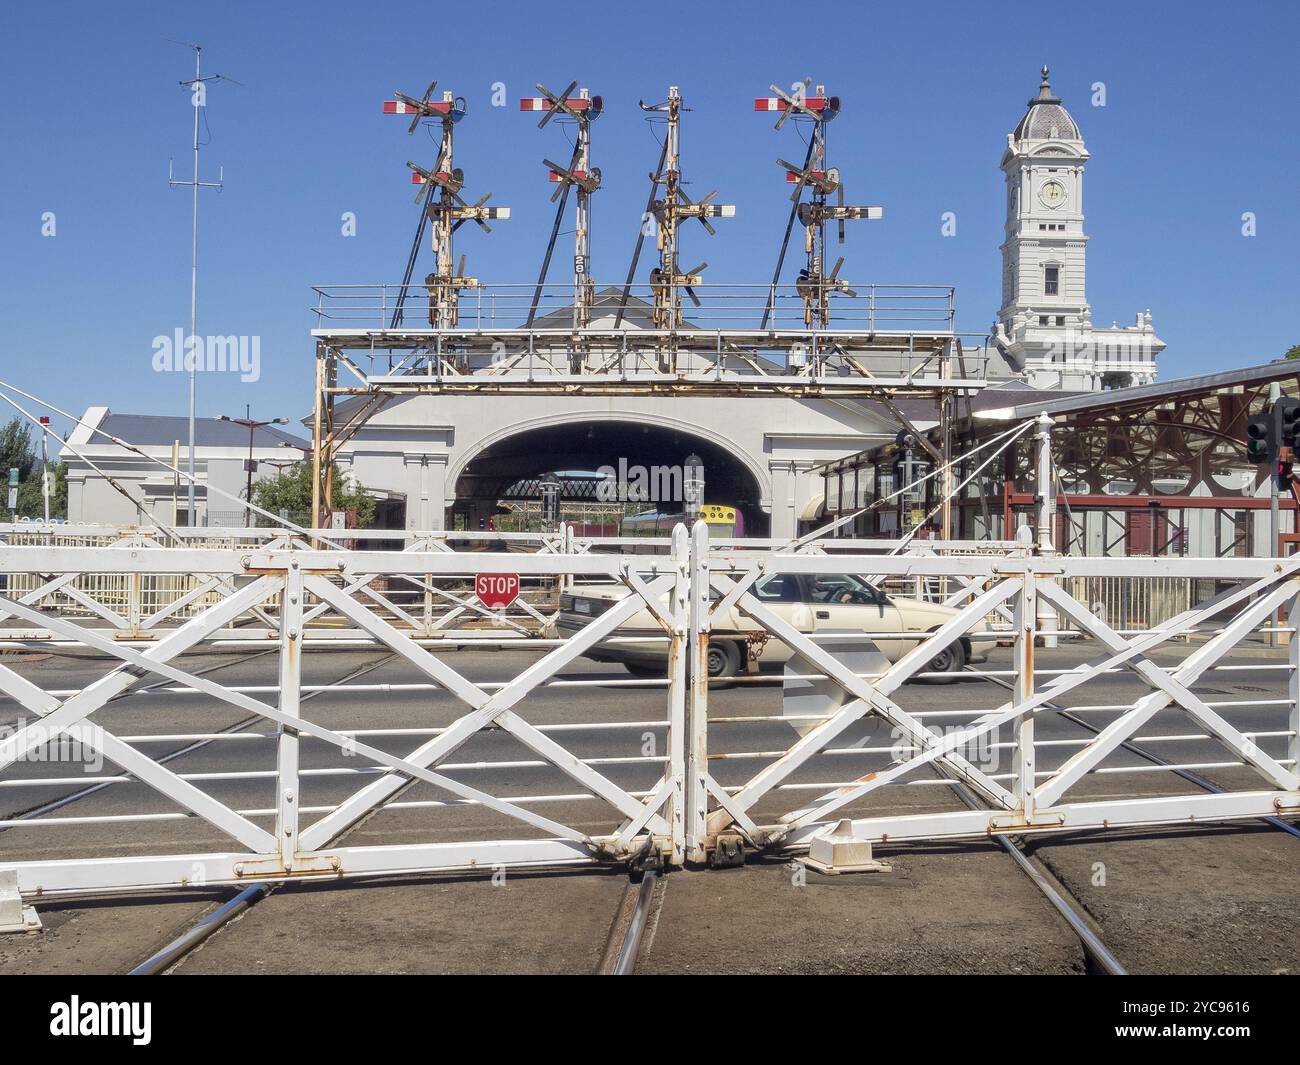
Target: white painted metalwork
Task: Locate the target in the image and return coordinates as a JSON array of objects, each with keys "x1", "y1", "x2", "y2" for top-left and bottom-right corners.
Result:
[
  {"x1": 0, "y1": 524, "x2": 1297, "y2": 909},
  {"x1": 695, "y1": 545, "x2": 1300, "y2": 856},
  {"x1": 0, "y1": 534, "x2": 692, "y2": 899}
]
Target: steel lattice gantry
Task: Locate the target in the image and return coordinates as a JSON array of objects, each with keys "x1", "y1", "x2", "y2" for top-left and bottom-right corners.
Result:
[{"x1": 306, "y1": 283, "x2": 991, "y2": 525}]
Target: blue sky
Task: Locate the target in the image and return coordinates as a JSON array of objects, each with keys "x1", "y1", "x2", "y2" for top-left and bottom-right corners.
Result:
[{"x1": 1, "y1": 0, "x2": 1296, "y2": 438}]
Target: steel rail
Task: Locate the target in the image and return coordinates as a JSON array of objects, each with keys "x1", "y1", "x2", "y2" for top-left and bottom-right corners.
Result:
[
  {"x1": 65, "y1": 651, "x2": 395, "y2": 976},
  {"x1": 612, "y1": 869, "x2": 659, "y2": 975},
  {"x1": 940, "y1": 770, "x2": 1127, "y2": 975},
  {"x1": 598, "y1": 865, "x2": 661, "y2": 976},
  {"x1": 128, "y1": 884, "x2": 270, "y2": 976}
]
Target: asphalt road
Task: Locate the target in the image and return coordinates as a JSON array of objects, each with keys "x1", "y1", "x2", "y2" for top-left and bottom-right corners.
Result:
[{"x1": 0, "y1": 635, "x2": 1296, "y2": 974}]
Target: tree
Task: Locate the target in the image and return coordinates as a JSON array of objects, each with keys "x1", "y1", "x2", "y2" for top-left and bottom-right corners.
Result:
[
  {"x1": 0, "y1": 416, "x2": 67, "y2": 520},
  {"x1": 1285, "y1": 344, "x2": 1300, "y2": 361},
  {"x1": 0, "y1": 419, "x2": 36, "y2": 482},
  {"x1": 16, "y1": 462, "x2": 67, "y2": 519},
  {"x1": 249, "y1": 462, "x2": 375, "y2": 527}
]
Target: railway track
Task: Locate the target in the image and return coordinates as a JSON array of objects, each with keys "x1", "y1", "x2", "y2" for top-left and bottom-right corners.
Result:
[
  {"x1": 0, "y1": 648, "x2": 394, "y2": 975},
  {"x1": 959, "y1": 663, "x2": 1300, "y2": 976}
]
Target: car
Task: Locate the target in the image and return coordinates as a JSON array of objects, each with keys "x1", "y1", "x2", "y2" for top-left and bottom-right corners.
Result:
[{"x1": 556, "y1": 571, "x2": 996, "y2": 682}]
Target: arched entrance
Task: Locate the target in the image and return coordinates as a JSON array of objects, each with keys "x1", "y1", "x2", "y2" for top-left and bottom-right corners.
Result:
[{"x1": 450, "y1": 418, "x2": 768, "y2": 534}]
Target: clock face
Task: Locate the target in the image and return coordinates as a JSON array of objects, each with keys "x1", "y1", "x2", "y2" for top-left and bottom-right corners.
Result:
[{"x1": 1040, "y1": 179, "x2": 1066, "y2": 208}]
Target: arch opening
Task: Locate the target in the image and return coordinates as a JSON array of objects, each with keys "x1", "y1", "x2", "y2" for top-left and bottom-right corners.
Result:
[{"x1": 451, "y1": 420, "x2": 768, "y2": 534}]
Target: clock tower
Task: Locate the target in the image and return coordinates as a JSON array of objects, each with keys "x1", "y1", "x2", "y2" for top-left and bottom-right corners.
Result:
[{"x1": 993, "y1": 67, "x2": 1162, "y2": 389}]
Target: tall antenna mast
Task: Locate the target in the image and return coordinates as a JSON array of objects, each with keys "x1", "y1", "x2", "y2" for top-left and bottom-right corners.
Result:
[
  {"x1": 386, "y1": 81, "x2": 509, "y2": 332},
  {"x1": 169, "y1": 42, "x2": 227, "y2": 526},
  {"x1": 756, "y1": 82, "x2": 882, "y2": 329}
]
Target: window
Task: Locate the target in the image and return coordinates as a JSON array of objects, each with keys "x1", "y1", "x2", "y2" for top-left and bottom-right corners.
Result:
[
  {"x1": 755, "y1": 575, "x2": 802, "y2": 603},
  {"x1": 1039, "y1": 316, "x2": 1049, "y2": 326},
  {"x1": 808, "y1": 574, "x2": 884, "y2": 606},
  {"x1": 1056, "y1": 315, "x2": 1066, "y2": 326},
  {"x1": 1044, "y1": 265, "x2": 1060, "y2": 296}
]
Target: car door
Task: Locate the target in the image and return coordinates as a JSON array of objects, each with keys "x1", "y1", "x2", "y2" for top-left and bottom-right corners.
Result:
[
  {"x1": 723, "y1": 572, "x2": 807, "y2": 664},
  {"x1": 806, "y1": 574, "x2": 907, "y2": 660}
]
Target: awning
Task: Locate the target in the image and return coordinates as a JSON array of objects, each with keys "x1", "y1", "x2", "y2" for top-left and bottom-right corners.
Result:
[{"x1": 800, "y1": 494, "x2": 825, "y2": 520}]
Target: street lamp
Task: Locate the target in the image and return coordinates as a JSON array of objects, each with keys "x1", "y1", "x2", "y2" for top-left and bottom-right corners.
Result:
[
  {"x1": 220, "y1": 406, "x2": 289, "y2": 526},
  {"x1": 539, "y1": 472, "x2": 561, "y2": 533},
  {"x1": 683, "y1": 452, "x2": 705, "y2": 524}
]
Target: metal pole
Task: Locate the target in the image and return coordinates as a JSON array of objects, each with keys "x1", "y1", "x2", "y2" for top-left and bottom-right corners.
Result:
[
  {"x1": 245, "y1": 411, "x2": 255, "y2": 528},
  {"x1": 1034, "y1": 412, "x2": 1055, "y2": 554},
  {"x1": 169, "y1": 46, "x2": 227, "y2": 526},
  {"x1": 311, "y1": 348, "x2": 324, "y2": 536},
  {"x1": 40, "y1": 424, "x2": 50, "y2": 523},
  {"x1": 1034, "y1": 411, "x2": 1059, "y2": 648},
  {"x1": 1269, "y1": 382, "x2": 1281, "y2": 646},
  {"x1": 186, "y1": 46, "x2": 201, "y2": 527}
]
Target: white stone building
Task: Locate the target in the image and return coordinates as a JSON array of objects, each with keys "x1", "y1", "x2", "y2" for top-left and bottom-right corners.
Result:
[
  {"x1": 990, "y1": 66, "x2": 1164, "y2": 389},
  {"x1": 60, "y1": 408, "x2": 309, "y2": 527}
]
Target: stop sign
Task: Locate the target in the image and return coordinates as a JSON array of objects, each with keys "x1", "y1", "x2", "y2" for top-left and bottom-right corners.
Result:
[{"x1": 476, "y1": 572, "x2": 520, "y2": 609}]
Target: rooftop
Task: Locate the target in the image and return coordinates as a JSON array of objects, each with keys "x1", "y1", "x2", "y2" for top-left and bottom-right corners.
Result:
[{"x1": 1012, "y1": 66, "x2": 1081, "y2": 142}]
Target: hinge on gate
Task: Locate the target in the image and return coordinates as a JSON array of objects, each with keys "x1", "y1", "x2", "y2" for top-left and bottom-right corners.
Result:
[
  {"x1": 233, "y1": 855, "x2": 342, "y2": 879},
  {"x1": 987, "y1": 812, "x2": 1066, "y2": 833},
  {"x1": 709, "y1": 831, "x2": 746, "y2": 869}
]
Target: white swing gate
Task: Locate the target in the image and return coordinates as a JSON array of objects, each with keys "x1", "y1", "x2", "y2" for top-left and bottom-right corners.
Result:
[
  {"x1": 0, "y1": 527, "x2": 1298, "y2": 906},
  {"x1": 687, "y1": 521, "x2": 1300, "y2": 860},
  {"x1": 0, "y1": 537, "x2": 692, "y2": 899}
]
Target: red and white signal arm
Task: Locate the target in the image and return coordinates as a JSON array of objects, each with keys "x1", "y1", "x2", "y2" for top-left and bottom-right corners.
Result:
[{"x1": 476, "y1": 573, "x2": 520, "y2": 609}]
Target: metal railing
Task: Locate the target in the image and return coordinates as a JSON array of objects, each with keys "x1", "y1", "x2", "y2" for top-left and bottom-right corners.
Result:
[{"x1": 311, "y1": 281, "x2": 958, "y2": 334}]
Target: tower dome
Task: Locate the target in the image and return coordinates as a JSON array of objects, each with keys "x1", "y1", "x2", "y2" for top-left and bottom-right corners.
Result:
[{"x1": 1012, "y1": 65, "x2": 1080, "y2": 142}]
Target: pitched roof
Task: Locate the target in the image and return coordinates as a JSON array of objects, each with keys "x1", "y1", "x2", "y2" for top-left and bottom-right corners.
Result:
[{"x1": 98, "y1": 413, "x2": 309, "y2": 450}]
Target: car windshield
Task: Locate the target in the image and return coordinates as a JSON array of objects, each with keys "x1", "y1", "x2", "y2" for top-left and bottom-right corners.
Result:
[{"x1": 808, "y1": 574, "x2": 882, "y2": 605}]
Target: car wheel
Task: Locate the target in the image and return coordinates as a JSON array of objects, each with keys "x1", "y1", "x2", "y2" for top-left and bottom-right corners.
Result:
[
  {"x1": 924, "y1": 634, "x2": 965, "y2": 683},
  {"x1": 707, "y1": 640, "x2": 742, "y2": 680}
]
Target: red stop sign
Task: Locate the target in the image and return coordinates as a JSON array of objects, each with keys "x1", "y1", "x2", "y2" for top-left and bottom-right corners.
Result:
[{"x1": 476, "y1": 572, "x2": 520, "y2": 609}]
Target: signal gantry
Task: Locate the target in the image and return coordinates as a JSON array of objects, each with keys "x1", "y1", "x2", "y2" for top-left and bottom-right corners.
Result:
[
  {"x1": 755, "y1": 82, "x2": 882, "y2": 329},
  {"x1": 385, "y1": 80, "x2": 510, "y2": 329},
  {"x1": 520, "y1": 82, "x2": 604, "y2": 330},
  {"x1": 630, "y1": 87, "x2": 735, "y2": 352}
]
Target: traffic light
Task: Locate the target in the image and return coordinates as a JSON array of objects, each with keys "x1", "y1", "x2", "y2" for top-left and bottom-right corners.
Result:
[
  {"x1": 1246, "y1": 412, "x2": 1274, "y2": 464},
  {"x1": 1276, "y1": 397, "x2": 1300, "y2": 453}
]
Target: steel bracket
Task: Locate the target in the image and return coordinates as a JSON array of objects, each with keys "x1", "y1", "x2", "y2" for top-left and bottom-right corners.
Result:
[
  {"x1": 710, "y1": 831, "x2": 747, "y2": 869},
  {"x1": 233, "y1": 854, "x2": 342, "y2": 879}
]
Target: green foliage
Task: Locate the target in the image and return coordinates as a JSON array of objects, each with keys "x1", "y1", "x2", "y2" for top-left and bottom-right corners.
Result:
[
  {"x1": 1285, "y1": 344, "x2": 1300, "y2": 361},
  {"x1": 15, "y1": 462, "x2": 67, "y2": 519},
  {"x1": 0, "y1": 416, "x2": 66, "y2": 519},
  {"x1": 0, "y1": 419, "x2": 36, "y2": 482},
  {"x1": 250, "y1": 462, "x2": 375, "y2": 527}
]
